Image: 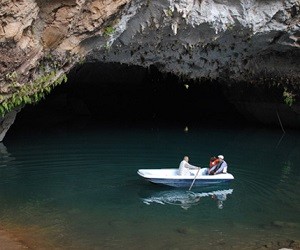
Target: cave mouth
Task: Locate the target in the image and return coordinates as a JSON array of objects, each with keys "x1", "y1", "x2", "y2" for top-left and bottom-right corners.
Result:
[{"x1": 11, "y1": 62, "x2": 248, "y2": 133}]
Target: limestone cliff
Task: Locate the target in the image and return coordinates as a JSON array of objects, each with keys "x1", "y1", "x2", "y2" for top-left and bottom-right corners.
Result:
[
  {"x1": 0, "y1": 0, "x2": 300, "y2": 140},
  {"x1": 92, "y1": 0, "x2": 300, "y2": 83},
  {"x1": 0, "y1": 0, "x2": 129, "y2": 115}
]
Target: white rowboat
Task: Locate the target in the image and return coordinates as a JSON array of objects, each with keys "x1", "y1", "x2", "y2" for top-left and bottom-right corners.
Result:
[{"x1": 137, "y1": 168, "x2": 234, "y2": 187}]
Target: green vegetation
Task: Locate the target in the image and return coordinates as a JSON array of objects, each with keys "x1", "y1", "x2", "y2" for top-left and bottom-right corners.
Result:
[
  {"x1": 5, "y1": 71, "x2": 18, "y2": 83},
  {"x1": 0, "y1": 52, "x2": 69, "y2": 117},
  {"x1": 0, "y1": 71, "x2": 68, "y2": 117},
  {"x1": 225, "y1": 23, "x2": 234, "y2": 30},
  {"x1": 166, "y1": 8, "x2": 173, "y2": 17},
  {"x1": 283, "y1": 88, "x2": 295, "y2": 107},
  {"x1": 103, "y1": 26, "x2": 116, "y2": 37},
  {"x1": 103, "y1": 41, "x2": 112, "y2": 51},
  {"x1": 78, "y1": 56, "x2": 86, "y2": 65}
]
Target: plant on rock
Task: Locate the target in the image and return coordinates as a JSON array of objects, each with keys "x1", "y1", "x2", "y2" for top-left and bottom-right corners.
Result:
[{"x1": 0, "y1": 52, "x2": 69, "y2": 117}]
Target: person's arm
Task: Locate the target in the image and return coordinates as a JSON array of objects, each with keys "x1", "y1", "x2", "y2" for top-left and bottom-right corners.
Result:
[
  {"x1": 215, "y1": 162, "x2": 227, "y2": 174},
  {"x1": 186, "y1": 162, "x2": 200, "y2": 169},
  {"x1": 208, "y1": 165, "x2": 216, "y2": 174}
]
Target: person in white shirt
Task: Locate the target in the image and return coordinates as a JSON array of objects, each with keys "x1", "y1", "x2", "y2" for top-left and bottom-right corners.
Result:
[{"x1": 178, "y1": 156, "x2": 200, "y2": 176}]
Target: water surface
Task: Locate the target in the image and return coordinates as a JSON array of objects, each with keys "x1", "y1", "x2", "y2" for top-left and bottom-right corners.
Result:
[{"x1": 1, "y1": 125, "x2": 299, "y2": 249}]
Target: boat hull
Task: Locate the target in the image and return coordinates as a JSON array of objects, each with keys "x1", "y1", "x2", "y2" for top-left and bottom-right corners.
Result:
[
  {"x1": 144, "y1": 177, "x2": 233, "y2": 187},
  {"x1": 137, "y1": 168, "x2": 234, "y2": 187}
]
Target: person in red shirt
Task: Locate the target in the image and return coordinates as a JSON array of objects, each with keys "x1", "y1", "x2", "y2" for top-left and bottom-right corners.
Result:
[
  {"x1": 209, "y1": 156, "x2": 219, "y2": 168},
  {"x1": 208, "y1": 156, "x2": 220, "y2": 175}
]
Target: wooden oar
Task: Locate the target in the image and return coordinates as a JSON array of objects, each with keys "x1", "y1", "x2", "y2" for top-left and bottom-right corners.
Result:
[{"x1": 189, "y1": 167, "x2": 200, "y2": 191}]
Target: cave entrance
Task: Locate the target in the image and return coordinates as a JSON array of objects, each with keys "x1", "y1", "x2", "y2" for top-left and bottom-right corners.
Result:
[{"x1": 11, "y1": 62, "x2": 245, "y2": 132}]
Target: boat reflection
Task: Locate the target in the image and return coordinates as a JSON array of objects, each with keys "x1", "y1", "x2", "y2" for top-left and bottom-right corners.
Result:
[{"x1": 141, "y1": 188, "x2": 233, "y2": 210}]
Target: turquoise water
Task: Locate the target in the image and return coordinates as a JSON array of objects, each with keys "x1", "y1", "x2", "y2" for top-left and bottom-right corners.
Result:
[{"x1": 0, "y1": 125, "x2": 300, "y2": 249}]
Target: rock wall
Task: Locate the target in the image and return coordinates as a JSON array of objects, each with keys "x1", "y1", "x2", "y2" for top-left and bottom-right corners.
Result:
[
  {"x1": 0, "y1": 0, "x2": 300, "y2": 140},
  {"x1": 0, "y1": 0, "x2": 130, "y2": 140},
  {"x1": 0, "y1": 0, "x2": 130, "y2": 116},
  {"x1": 91, "y1": 0, "x2": 300, "y2": 84}
]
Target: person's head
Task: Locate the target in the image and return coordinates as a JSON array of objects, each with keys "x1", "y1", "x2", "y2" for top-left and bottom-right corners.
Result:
[
  {"x1": 183, "y1": 156, "x2": 189, "y2": 162},
  {"x1": 218, "y1": 155, "x2": 224, "y2": 161},
  {"x1": 210, "y1": 156, "x2": 217, "y2": 162}
]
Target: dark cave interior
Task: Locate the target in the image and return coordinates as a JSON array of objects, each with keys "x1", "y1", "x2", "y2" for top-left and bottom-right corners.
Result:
[{"x1": 10, "y1": 63, "x2": 257, "y2": 134}]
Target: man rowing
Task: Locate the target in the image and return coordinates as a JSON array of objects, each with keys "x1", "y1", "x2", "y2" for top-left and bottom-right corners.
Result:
[{"x1": 178, "y1": 156, "x2": 200, "y2": 176}]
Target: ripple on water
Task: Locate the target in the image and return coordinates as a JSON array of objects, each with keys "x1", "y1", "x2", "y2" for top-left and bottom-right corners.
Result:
[{"x1": 0, "y1": 127, "x2": 300, "y2": 249}]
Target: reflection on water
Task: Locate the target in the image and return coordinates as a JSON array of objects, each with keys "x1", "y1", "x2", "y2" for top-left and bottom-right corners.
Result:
[
  {"x1": 280, "y1": 161, "x2": 292, "y2": 183},
  {"x1": 141, "y1": 189, "x2": 233, "y2": 210},
  {"x1": 0, "y1": 143, "x2": 15, "y2": 164},
  {"x1": 0, "y1": 143, "x2": 19, "y2": 184}
]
